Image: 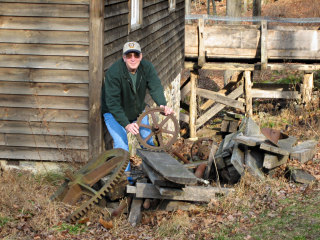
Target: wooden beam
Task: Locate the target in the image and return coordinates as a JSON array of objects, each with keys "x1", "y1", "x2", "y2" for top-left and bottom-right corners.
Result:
[
  {"x1": 197, "y1": 88, "x2": 244, "y2": 110},
  {"x1": 196, "y1": 84, "x2": 244, "y2": 129},
  {"x1": 185, "y1": 62, "x2": 320, "y2": 72},
  {"x1": 251, "y1": 89, "x2": 300, "y2": 99},
  {"x1": 89, "y1": 0, "x2": 104, "y2": 161},
  {"x1": 244, "y1": 71, "x2": 252, "y2": 117},
  {"x1": 127, "y1": 183, "x2": 233, "y2": 202},
  {"x1": 189, "y1": 72, "x2": 197, "y2": 138},
  {"x1": 261, "y1": 20, "x2": 268, "y2": 70},
  {"x1": 198, "y1": 18, "x2": 205, "y2": 66},
  {"x1": 301, "y1": 73, "x2": 314, "y2": 104},
  {"x1": 200, "y1": 71, "x2": 242, "y2": 111}
]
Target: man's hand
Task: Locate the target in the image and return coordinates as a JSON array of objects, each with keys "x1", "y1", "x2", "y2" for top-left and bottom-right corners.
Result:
[
  {"x1": 125, "y1": 122, "x2": 139, "y2": 135},
  {"x1": 160, "y1": 105, "x2": 174, "y2": 115}
]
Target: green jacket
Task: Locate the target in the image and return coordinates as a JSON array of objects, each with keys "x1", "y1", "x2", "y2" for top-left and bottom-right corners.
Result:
[{"x1": 101, "y1": 58, "x2": 167, "y2": 127}]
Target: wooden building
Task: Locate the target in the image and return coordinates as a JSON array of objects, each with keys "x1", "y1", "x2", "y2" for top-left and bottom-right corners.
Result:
[{"x1": 0, "y1": 0, "x2": 185, "y2": 165}]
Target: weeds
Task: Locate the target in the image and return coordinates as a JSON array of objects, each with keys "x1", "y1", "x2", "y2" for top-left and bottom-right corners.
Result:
[
  {"x1": 53, "y1": 222, "x2": 87, "y2": 235},
  {"x1": 0, "y1": 216, "x2": 10, "y2": 227}
]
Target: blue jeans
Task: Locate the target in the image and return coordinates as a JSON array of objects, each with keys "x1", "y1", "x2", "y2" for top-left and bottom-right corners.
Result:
[{"x1": 103, "y1": 113, "x2": 154, "y2": 172}]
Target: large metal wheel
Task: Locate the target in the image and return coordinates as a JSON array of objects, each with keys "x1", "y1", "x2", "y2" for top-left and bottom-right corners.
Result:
[{"x1": 136, "y1": 107, "x2": 179, "y2": 151}]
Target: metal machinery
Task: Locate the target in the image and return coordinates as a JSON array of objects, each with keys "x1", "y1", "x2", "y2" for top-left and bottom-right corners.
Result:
[{"x1": 51, "y1": 107, "x2": 180, "y2": 222}]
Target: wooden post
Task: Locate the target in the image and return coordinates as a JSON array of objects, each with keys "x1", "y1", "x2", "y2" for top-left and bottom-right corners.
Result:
[
  {"x1": 244, "y1": 71, "x2": 253, "y2": 117},
  {"x1": 243, "y1": 0, "x2": 248, "y2": 13},
  {"x1": 302, "y1": 73, "x2": 314, "y2": 105},
  {"x1": 253, "y1": 0, "x2": 261, "y2": 17},
  {"x1": 185, "y1": 0, "x2": 191, "y2": 16},
  {"x1": 261, "y1": 20, "x2": 268, "y2": 70},
  {"x1": 189, "y1": 72, "x2": 197, "y2": 139},
  {"x1": 89, "y1": 0, "x2": 104, "y2": 160},
  {"x1": 198, "y1": 18, "x2": 205, "y2": 67}
]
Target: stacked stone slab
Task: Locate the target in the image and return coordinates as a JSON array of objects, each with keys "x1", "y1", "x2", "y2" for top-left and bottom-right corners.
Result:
[{"x1": 213, "y1": 117, "x2": 318, "y2": 182}]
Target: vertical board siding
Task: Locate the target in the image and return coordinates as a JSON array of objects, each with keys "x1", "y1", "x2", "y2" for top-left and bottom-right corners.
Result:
[{"x1": 0, "y1": 0, "x2": 90, "y2": 162}]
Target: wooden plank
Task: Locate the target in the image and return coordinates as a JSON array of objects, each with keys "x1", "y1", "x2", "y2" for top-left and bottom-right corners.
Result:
[
  {"x1": 196, "y1": 88, "x2": 244, "y2": 110},
  {"x1": 0, "y1": 3, "x2": 89, "y2": 17},
  {"x1": 198, "y1": 18, "x2": 205, "y2": 66},
  {"x1": 201, "y1": 62, "x2": 255, "y2": 71},
  {"x1": 200, "y1": 71, "x2": 243, "y2": 111},
  {"x1": 128, "y1": 198, "x2": 143, "y2": 227},
  {"x1": 0, "y1": 55, "x2": 88, "y2": 70},
  {"x1": 0, "y1": 107, "x2": 88, "y2": 123},
  {"x1": 0, "y1": 16, "x2": 89, "y2": 31},
  {"x1": 0, "y1": 120, "x2": 88, "y2": 136},
  {"x1": 0, "y1": 95, "x2": 88, "y2": 110},
  {"x1": 0, "y1": 146, "x2": 88, "y2": 162},
  {"x1": 261, "y1": 20, "x2": 268, "y2": 70},
  {"x1": 0, "y1": 43, "x2": 88, "y2": 56},
  {"x1": 89, "y1": 0, "x2": 104, "y2": 160},
  {"x1": 0, "y1": 68, "x2": 89, "y2": 83},
  {"x1": 0, "y1": 82, "x2": 88, "y2": 97},
  {"x1": 267, "y1": 63, "x2": 320, "y2": 71},
  {"x1": 196, "y1": 84, "x2": 244, "y2": 129},
  {"x1": 0, "y1": 30, "x2": 89, "y2": 45},
  {"x1": 104, "y1": 1, "x2": 128, "y2": 18},
  {"x1": 189, "y1": 72, "x2": 197, "y2": 138},
  {"x1": 0, "y1": 133, "x2": 88, "y2": 149},
  {"x1": 244, "y1": 71, "x2": 252, "y2": 117},
  {"x1": 127, "y1": 183, "x2": 233, "y2": 202},
  {"x1": 104, "y1": 14, "x2": 128, "y2": 31},
  {"x1": 0, "y1": 0, "x2": 89, "y2": 4},
  {"x1": 104, "y1": 25, "x2": 128, "y2": 45},
  {"x1": 137, "y1": 149, "x2": 198, "y2": 185},
  {"x1": 251, "y1": 89, "x2": 300, "y2": 99}
]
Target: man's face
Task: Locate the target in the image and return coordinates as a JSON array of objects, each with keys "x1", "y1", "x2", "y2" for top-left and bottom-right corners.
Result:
[{"x1": 123, "y1": 52, "x2": 142, "y2": 73}]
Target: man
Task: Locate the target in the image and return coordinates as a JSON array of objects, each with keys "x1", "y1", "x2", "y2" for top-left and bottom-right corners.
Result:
[{"x1": 101, "y1": 41, "x2": 173, "y2": 161}]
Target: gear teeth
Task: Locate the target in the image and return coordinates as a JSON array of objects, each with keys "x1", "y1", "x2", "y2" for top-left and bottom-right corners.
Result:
[{"x1": 66, "y1": 153, "x2": 129, "y2": 222}]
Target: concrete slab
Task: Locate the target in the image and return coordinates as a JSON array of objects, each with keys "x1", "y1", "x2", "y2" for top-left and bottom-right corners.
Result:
[
  {"x1": 230, "y1": 144, "x2": 245, "y2": 175},
  {"x1": 245, "y1": 148, "x2": 265, "y2": 180},
  {"x1": 142, "y1": 162, "x2": 183, "y2": 188},
  {"x1": 234, "y1": 135, "x2": 266, "y2": 147},
  {"x1": 263, "y1": 154, "x2": 288, "y2": 169},
  {"x1": 137, "y1": 149, "x2": 197, "y2": 185},
  {"x1": 290, "y1": 140, "x2": 318, "y2": 163},
  {"x1": 260, "y1": 143, "x2": 290, "y2": 156},
  {"x1": 290, "y1": 169, "x2": 316, "y2": 184},
  {"x1": 277, "y1": 136, "x2": 297, "y2": 151}
]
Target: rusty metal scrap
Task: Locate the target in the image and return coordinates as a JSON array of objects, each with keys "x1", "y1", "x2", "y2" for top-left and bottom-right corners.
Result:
[
  {"x1": 50, "y1": 148, "x2": 129, "y2": 222},
  {"x1": 136, "y1": 107, "x2": 179, "y2": 152}
]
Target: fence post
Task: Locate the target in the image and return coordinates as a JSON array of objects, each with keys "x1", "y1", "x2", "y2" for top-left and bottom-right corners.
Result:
[
  {"x1": 189, "y1": 72, "x2": 198, "y2": 139},
  {"x1": 244, "y1": 71, "x2": 253, "y2": 117},
  {"x1": 302, "y1": 72, "x2": 314, "y2": 105},
  {"x1": 261, "y1": 20, "x2": 268, "y2": 70},
  {"x1": 89, "y1": 0, "x2": 104, "y2": 160},
  {"x1": 198, "y1": 18, "x2": 205, "y2": 66}
]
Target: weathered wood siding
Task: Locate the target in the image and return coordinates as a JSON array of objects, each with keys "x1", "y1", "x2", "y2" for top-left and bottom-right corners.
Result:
[
  {"x1": 0, "y1": 0, "x2": 90, "y2": 162},
  {"x1": 185, "y1": 23, "x2": 320, "y2": 60},
  {"x1": 104, "y1": 0, "x2": 185, "y2": 87}
]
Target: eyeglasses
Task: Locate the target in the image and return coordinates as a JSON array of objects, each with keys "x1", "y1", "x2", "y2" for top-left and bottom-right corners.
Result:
[{"x1": 125, "y1": 52, "x2": 140, "y2": 59}]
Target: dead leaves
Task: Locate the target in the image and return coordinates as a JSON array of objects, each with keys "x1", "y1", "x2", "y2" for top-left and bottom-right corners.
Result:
[{"x1": 99, "y1": 217, "x2": 113, "y2": 230}]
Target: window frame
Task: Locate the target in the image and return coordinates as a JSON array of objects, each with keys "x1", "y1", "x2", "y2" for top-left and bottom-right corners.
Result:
[{"x1": 129, "y1": 0, "x2": 143, "y2": 32}]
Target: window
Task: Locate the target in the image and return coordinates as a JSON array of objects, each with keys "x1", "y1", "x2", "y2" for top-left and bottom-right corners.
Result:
[
  {"x1": 130, "y1": 0, "x2": 142, "y2": 30},
  {"x1": 169, "y1": 0, "x2": 176, "y2": 12}
]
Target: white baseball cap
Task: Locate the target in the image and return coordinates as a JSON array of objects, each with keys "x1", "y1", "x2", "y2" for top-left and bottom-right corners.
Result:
[{"x1": 123, "y1": 41, "x2": 141, "y2": 55}]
